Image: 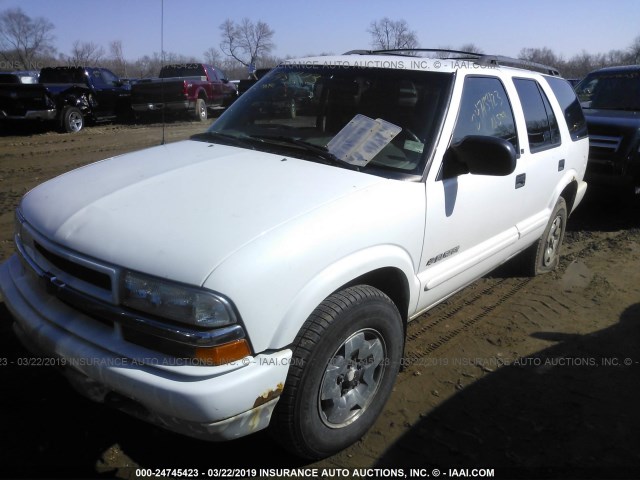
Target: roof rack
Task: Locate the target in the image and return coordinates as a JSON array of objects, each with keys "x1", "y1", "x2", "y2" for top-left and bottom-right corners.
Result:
[
  {"x1": 343, "y1": 49, "x2": 561, "y2": 76},
  {"x1": 344, "y1": 48, "x2": 482, "y2": 58}
]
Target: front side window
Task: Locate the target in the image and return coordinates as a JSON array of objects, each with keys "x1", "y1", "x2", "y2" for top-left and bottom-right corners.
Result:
[
  {"x1": 451, "y1": 76, "x2": 518, "y2": 150},
  {"x1": 513, "y1": 78, "x2": 560, "y2": 152},
  {"x1": 200, "y1": 65, "x2": 454, "y2": 177},
  {"x1": 98, "y1": 69, "x2": 120, "y2": 87},
  {"x1": 216, "y1": 68, "x2": 227, "y2": 81}
]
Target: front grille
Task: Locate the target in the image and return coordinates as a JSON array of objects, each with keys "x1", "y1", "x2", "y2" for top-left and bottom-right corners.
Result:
[
  {"x1": 589, "y1": 134, "x2": 622, "y2": 154},
  {"x1": 18, "y1": 220, "x2": 118, "y2": 305},
  {"x1": 34, "y1": 241, "x2": 112, "y2": 291}
]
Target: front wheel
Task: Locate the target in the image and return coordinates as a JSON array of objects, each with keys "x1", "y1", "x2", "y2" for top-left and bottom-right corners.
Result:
[{"x1": 270, "y1": 285, "x2": 403, "y2": 459}]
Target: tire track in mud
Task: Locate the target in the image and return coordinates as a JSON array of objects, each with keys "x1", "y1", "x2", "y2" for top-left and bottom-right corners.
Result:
[
  {"x1": 402, "y1": 229, "x2": 631, "y2": 362},
  {"x1": 404, "y1": 277, "x2": 532, "y2": 362}
]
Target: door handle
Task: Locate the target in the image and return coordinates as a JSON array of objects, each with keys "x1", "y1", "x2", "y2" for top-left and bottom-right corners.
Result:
[{"x1": 515, "y1": 173, "x2": 526, "y2": 189}]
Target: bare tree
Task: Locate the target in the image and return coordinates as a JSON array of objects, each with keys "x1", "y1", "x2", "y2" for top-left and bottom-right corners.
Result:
[
  {"x1": 518, "y1": 47, "x2": 563, "y2": 67},
  {"x1": 0, "y1": 7, "x2": 55, "y2": 69},
  {"x1": 367, "y1": 18, "x2": 419, "y2": 50},
  {"x1": 459, "y1": 43, "x2": 484, "y2": 54},
  {"x1": 65, "y1": 41, "x2": 105, "y2": 66},
  {"x1": 203, "y1": 47, "x2": 223, "y2": 66},
  {"x1": 629, "y1": 35, "x2": 640, "y2": 64},
  {"x1": 219, "y1": 18, "x2": 275, "y2": 71},
  {"x1": 433, "y1": 43, "x2": 484, "y2": 58},
  {"x1": 133, "y1": 53, "x2": 160, "y2": 79},
  {"x1": 109, "y1": 40, "x2": 127, "y2": 77}
]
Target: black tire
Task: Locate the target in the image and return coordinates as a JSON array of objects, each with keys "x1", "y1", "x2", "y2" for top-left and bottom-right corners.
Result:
[
  {"x1": 526, "y1": 197, "x2": 568, "y2": 275},
  {"x1": 194, "y1": 98, "x2": 207, "y2": 121},
  {"x1": 59, "y1": 106, "x2": 84, "y2": 133},
  {"x1": 270, "y1": 285, "x2": 403, "y2": 459}
]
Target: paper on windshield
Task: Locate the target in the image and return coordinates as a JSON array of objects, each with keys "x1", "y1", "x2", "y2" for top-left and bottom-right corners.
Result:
[{"x1": 327, "y1": 114, "x2": 402, "y2": 167}]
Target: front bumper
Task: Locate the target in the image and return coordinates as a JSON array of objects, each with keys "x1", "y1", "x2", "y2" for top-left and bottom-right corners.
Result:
[{"x1": 0, "y1": 254, "x2": 291, "y2": 440}]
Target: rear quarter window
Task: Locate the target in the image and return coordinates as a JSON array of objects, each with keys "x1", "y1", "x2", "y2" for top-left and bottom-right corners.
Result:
[
  {"x1": 513, "y1": 78, "x2": 561, "y2": 152},
  {"x1": 545, "y1": 76, "x2": 588, "y2": 141}
]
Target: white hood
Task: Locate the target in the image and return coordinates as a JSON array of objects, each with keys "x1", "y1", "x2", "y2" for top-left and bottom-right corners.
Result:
[{"x1": 20, "y1": 140, "x2": 384, "y2": 285}]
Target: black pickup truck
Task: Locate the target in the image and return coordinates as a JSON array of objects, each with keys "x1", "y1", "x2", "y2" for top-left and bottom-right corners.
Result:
[
  {"x1": 575, "y1": 65, "x2": 640, "y2": 194},
  {"x1": 0, "y1": 66, "x2": 131, "y2": 133}
]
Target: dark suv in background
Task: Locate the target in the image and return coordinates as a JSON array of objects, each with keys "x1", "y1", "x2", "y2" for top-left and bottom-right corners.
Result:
[{"x1": 575, "y1": 65, "x2": 640, "y2": 194}]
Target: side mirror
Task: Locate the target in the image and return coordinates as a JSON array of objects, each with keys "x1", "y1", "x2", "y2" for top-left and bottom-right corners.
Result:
[{"x1": 446, "y1": 135, "x2": 517, "y2": 177}]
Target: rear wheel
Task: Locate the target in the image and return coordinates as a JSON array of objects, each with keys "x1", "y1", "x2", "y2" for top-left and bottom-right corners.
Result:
[
  {"x1": 270, "y1": 285, "x2": 403, "y2": 459},
  {"x1": 524, "y1": 197, "x2": 568, "y2": 275},
  {"x1": 59, "y1": 106, "x2": 84, "y2": 133},
  {"x1": 194, "y1": 98, "x2": 207, "y2": 121}
]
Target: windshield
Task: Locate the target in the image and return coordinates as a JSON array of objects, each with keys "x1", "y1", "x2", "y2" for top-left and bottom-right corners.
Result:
[
  {"x1": 202, "y1": 65, "x2": 453, "y2": 176},
  {"x1": 575, "y1": 70, "x2": 640, "y2": 110}
]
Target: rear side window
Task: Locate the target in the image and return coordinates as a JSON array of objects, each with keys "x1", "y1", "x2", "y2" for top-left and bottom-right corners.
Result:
[
  {"x1": 513, "y1": 78, "x2": 561, "y2": 152},
  {"x1": 545, "y1": 76, "x2": 588, "y2": 141},
  {"x1": 452, "y1": 76, "x2": 518, "y2": 150}
]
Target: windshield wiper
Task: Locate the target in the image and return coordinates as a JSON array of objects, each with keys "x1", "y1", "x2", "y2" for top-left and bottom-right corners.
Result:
[
  {"x1": 191, "y1": 131, "x2": 257, "y2": 149},
  {"x1": 248, "y1": 135, "x2": 360, "y2": 170}
]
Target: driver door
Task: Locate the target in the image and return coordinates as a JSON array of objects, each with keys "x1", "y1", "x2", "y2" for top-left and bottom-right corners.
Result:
[{"x1": 416, "y1": 75, "x2": 524, "y2": 312}]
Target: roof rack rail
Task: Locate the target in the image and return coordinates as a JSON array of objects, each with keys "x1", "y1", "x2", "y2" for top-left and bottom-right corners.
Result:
[
  {"x1": 343, "y1": 48, "x2": 482, "y2": 58},
  {"x1": 477, "y1": 55, "x2": 561, "y2": 76},
  {"x1": 343, "y1": 49, "x2": 561, "y2": 76}
]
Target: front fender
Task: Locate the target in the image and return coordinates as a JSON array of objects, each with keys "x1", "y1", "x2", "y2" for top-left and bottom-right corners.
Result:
[
  {"x1": 268, "y1": 245, "x2": 420, "y2": 350},
  {"x1": 57, "y1": 86, "x2": 95, "y2": 113},
  {"x1": 203, "y1": 179, "x2": 426, "y2": 353}
]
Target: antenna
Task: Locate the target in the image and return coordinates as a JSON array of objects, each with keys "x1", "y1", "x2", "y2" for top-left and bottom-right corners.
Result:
[{"x1": 160, "y1": 0, "x2": 166, "y2": 145}]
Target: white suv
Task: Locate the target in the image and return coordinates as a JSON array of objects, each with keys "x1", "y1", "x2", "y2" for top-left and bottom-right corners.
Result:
[{"x1": 0, "y1": 50, "x2": 589, "y2": 459}]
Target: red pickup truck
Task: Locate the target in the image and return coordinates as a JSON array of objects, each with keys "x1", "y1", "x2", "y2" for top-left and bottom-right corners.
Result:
[{"x1": 131, "y1": 63, "x2": 237, "y2": 121}]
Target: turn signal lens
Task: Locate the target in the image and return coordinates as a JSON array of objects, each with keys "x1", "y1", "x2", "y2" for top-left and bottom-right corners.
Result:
[{"x1": 194, "y1": 339, "x2": 251, "y2": 366}]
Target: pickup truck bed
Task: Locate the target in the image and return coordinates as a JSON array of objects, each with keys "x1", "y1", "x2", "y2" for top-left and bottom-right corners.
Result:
[
  {"x1": 131, "y1": 64, "x2": 237, "y2": 121},
  {"x1": 0, "y1": 84, "x2": 56, "y2": 121}
]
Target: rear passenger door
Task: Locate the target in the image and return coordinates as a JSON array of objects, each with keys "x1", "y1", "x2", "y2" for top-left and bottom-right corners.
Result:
[{"x1": 510, "y1": 77, "x2": 566, "y2": 244}]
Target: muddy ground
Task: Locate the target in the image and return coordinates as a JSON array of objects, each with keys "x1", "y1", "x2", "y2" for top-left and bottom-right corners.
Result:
[{"x1": 0, "y1": 120, "x2": 639, "y2": 480}]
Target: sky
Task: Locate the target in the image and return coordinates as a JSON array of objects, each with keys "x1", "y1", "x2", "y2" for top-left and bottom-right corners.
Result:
[{"x1": 2, "y1": 0, "x2": 639, "y2": 65}]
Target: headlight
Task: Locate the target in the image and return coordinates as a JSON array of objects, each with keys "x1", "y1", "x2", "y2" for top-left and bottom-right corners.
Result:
[{"x1": 121, "y1": 270, "x2": 236, "y2": 328}]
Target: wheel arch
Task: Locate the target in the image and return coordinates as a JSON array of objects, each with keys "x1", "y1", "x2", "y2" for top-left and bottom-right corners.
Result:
[
  {"x1": 341, "y1": 267, "x2": 411, "y2": 326},
  {"x1": 559, "y1": 178, "x2": 578, "y2": 214},
  {"x1": 196, "y1": 88, "x2": 208, "y2": 101},
  {"x1": 266, "y1": 246, "x2": 418, "y2": 351}
]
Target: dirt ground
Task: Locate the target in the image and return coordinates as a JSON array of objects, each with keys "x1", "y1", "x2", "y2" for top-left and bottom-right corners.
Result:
[{"x1": 0, "y1": 120, "x2": 639, "y2": 480}]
